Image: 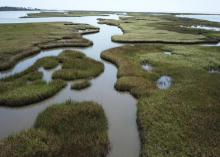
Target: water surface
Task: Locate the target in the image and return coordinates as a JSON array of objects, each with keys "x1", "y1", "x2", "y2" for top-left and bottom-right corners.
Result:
[
  {"x1": 177, "y1": 14, "x2": 220, "y2": 23},
  {"x1": 180, "y1": 25, "x2": 220, "y2": 31},
  {"x1": 38, "y1": 65, "x2": 62, "y2": 83},
  {"x1": 142, "y1": 63, "x2": 153, "y2": 72},
  {"x1": 164, "y1": 51, "x2": 172, "y2": 55},
  {"x1": 157, "y1": 76, "x2": 172, "y2": 89}
]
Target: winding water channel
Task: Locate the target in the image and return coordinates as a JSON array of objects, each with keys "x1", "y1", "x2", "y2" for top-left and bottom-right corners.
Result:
[{"x1": 0, "y1": 12, "x2": 140, "y2": 157}]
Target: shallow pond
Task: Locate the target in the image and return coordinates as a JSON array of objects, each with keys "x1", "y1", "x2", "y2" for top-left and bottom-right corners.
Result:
[
  {"x1": 157, "y1": 76, "x2": 172, "y2": 89},
  {"x1": 38, "y1": 64, "x2": 62, "y2": 83},
  {"x1": 164, "y1": 51, "x2": 172, "y2": 55},
  {"x1": 142, "y1": 63, "x2": 153, "y2": 72},
  {"x1": 209, "y1": 68, "x2": 220, "y2": 74},
  {"x1": 0, "y1": 12, "x2": 140, "y2": 157}
]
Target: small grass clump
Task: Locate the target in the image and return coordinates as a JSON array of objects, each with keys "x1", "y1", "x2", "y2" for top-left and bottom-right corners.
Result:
[
  {"x1": 35, "y1": 56, "x2": 59, "y2": 70},
  {"x1": 53, "y1": 50, "x2": 104, "y2": 80},
  {"x1": 0, "y1": 80, "x2": 66, "y2": 107},
  {"x1": 101, "y1": 44, "x2": 220, "y2": 157},
  {"x1": 0, "y1": 22, "x2": 98, "y2": 70},
  {"x1": 71, "y1": 79, "x2": 91, "y2": 90},
  {"x1": 0, "y1": 129, "x2": 60, "y2": 157},
  {"x1": 0, "y1": 101, "x2": 109, "y2": 157},
  {"x1": 99, "y1": 14, "x2": 220, "y2": 44}
]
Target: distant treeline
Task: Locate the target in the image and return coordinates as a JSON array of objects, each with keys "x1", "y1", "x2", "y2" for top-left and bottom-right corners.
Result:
[{"x1": 0, "y1": 6, "x2": 41, "y2": 11}]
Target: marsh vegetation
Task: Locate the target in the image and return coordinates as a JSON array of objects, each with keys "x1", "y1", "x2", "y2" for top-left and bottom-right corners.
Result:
[
  {"x1": 52, "y1": 50, "x2": 104, "y2": 80},
  {"x1": 0, "y1": 50, "x2": 104, "y2": 106},
  {"x1": 0, "y1": 22, "x2": 98, "y2": 70},
  {"x1": 99, "y1": 14, "x2": 220, "y2": 44},
  {"x1": 24, "y1": 11, "x2": 113, "y2": 18},
  {"x1": 101, "y1": 44, "x2": 220, "y2": 157},
  {"x1": 0, "y1": 101, "x2": 109, "y2": 157},
  {"x1": 71, "y1": 79, "x2": 91, "y2": 90},
  {"x1": 0, "y1": 11, "x2": 220, "y2": 157}
]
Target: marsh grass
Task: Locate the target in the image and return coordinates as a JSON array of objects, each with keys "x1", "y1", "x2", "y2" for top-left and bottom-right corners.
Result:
[
  {"x1": 24, "y1": 11, "x2": 112, "y2": 18},
  {"x1": 35, "y1": 57, "x2": 60, "y2": 70},
  {"x1": 0, "y1": 80, "x2": 66, "y2": 107},
  {"x1": 0, "y1": 22, "x2": 98, "y2": 70},
  {"x1": 99, "y1": 15, "x2": 220, "y2": 44},
  {"x1": 0, "y1": 57, "x2": 66, "y2": 107},
  {"x1": 71, "y1": 79, "x2": 91, "y2": 90},
  {"x1": 0, "y1": 50, "x2": 103, "y2": 107},
  {"x1": 0, "y1": 101, "x2": 109, "y2": 157},
  {"x1": 53, "y1": 50, "x2": 104, "y2": 80},
  {"x1": 101, "y1": 44, "x2": 220, "y2": 157}
]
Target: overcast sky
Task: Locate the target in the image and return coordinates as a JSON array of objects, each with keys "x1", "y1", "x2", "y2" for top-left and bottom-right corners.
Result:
[{"x1": 0, "y1": 0, "x2": 219, "y2": 14}]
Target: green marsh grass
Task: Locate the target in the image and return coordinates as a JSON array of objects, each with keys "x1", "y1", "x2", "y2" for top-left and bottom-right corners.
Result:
[
  {"x1": 0, "y1": 22, "x2": 98, "y2": 70},
  {"x1": 24, "y1": 11, "x2": 112, "y2": 18},
  {"x1": 71, "y1": 79, "x2": 91, "y2": 90},
  {"x1": 35, "y1": 57, "x2": 59, "y2": 70},
  {"x1": 0, "y1": 101, "x2": 109, "y2": 157},
  {"x1": 99, "y1": 14, "x2": 220, "y2": 44},
  {"x1": 0, "y1": 80, "x2": 66, "y2": 107},
  {"x1": 53, "y1": 50, "x2": 104, "y2": 80},
  {"x1": 0, "y1": 50, "x2": 103, "y2": 107},
  {"x1": 101, "y1": 44, "x2": 220, "y2": 157}
]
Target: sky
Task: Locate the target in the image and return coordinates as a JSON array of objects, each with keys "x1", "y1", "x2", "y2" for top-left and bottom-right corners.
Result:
[{"x1": 0, "y1": 0, "x2": 219, "y2": 14}]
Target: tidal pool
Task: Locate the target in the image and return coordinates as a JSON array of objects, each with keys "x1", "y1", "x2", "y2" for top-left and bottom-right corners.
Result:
[
  {"x1": 0, "y1": 13, "x2": 140, "y2": 157},
  {"x1": 38, "y1": 64, "x2": 62, "y2": 83},
  {"x1": 164, "y1": 51, "x2": 172, "y2": 55},
  {"x1": 142, "y1": 63, "x2": 153, "y2": 72},
  {"x1": 157, "y1": 76, "x2": 172, "y2": 89},
  {"x1": 209, "y1": 68, "x2": 220, "y2": 74}
]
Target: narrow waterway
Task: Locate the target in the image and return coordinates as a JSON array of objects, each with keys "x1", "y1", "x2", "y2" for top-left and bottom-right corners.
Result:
[{"x1": 0, "y1": 12, "x2": 140, "y2": 157}]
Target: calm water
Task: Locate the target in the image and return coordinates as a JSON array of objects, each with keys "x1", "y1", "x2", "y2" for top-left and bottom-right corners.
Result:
[
  {"x1": 0, "y1": 12, "x2": 140, "y2": 157},
  {"x1": 156, "y1": 76, "x2": 172, "y2": 89},
  {"x1": 142, "y1": 64, "x2": 153, "y2": 72},
  {"x1": 177, "y1": 14, "x2": 220, "y2": 23},
  {"x1": 180, "y1": 25, "x2": 220, "y2": 31}
]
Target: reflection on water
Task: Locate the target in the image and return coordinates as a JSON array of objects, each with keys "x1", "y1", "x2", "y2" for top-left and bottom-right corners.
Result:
[{"x1": 0, "y1": 12, "x2": 140, "y2": 157}]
